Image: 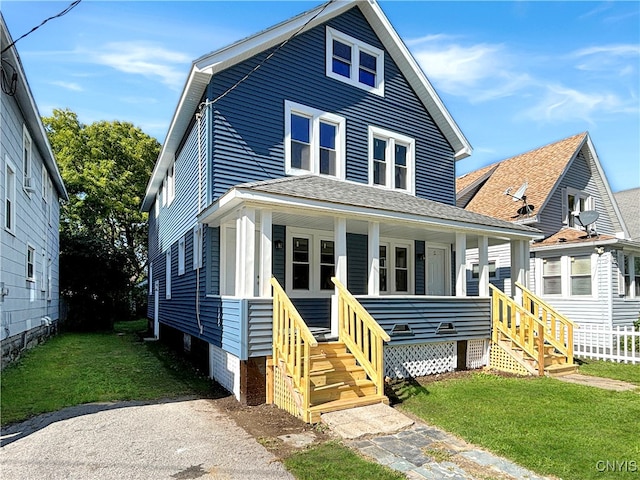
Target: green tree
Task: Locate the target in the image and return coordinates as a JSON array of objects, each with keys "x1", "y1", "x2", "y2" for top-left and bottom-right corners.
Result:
[{"x1": 44, "y1": 109, "x2": 159, "y2": 328}]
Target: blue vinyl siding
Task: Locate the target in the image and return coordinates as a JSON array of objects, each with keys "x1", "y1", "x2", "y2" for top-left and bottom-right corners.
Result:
[
  {"x1": 209, "y1": 6, "x2": 455, "y2": 204},
  {"x1": 247, "y1": 298, "x2": 273, "y2": 357},
  {"x1": 358, "y1": 296, "x2": 491, "y2": 345},
  {"x1": 347, "y1": 233, "x2": 368, "y2": 295},
  {"x1": 291, "y1": 298, "x2": 331, "y2": 329},
  {"x1": 273, "y1": 225, "x2": 286, "y2": 287},
  {"x1": 415, "y1": 241, "x2": 425, "y2": 295}
]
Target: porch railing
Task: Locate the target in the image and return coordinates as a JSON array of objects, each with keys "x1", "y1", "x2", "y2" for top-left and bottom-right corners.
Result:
[
  {"x1": 489, "y1": 284, "x2": 546, "y2": 375},
  {"x1": 270, "y1": 277, "x2": 317, "y2": 418},
  {"x1": 332, "y1": 277, "x2": 390, "y2": 395},
  {"x1": 515, "y1": 282, "x2": 575, "y2": 365}
]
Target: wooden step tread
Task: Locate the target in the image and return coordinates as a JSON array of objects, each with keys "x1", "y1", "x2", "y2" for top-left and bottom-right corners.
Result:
[
  {"x1": 307, "y1": 395, "x2": 388, "y2": 414},
  {"x1": 309, "y1": 363, "x2": 365, "y2": 375}
]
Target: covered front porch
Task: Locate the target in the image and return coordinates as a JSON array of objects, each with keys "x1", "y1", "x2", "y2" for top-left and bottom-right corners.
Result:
[{"x1": 198, "y1": 176, "x2": 542, "y2": 418}]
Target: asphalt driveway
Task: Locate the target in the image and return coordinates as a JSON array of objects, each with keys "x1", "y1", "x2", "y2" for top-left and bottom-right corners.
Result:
[{"x1": 0, "y1": 399, "x2": 293, "y2": 480}]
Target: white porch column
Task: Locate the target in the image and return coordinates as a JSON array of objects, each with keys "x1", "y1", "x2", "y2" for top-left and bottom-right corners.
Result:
[
  {"x1": 455, "y1": 232, "x2": 467, "y2": 296},
  {"x1": 368, "y1": 221, "x2": 380, "y2": 295},
  {"x1": 259, "y1": 210, "x2": 272, "y2": 297},
  {"x1": 478, "y1": 235, "x2": 490, "y2": 297},
  {"x1": 335, "y1": 217, "x2": 347, "y2": 285},
  {"x1": 235, "y1": 207, "x2": 256, "y2": 297},
  {"x1": 510, "y1": 239, "x2": 528, "y2": 301}
]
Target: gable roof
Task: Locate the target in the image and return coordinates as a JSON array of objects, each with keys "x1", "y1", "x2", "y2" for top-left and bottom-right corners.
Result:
[
  {"x1": 142, "y1": 0, "x2": 471, "y2": 211},
  {"x1": 614, "y1": 187, "x2": 640, "y2": 241},
  {"x1": 456, "y1": 133, "x2": 587, "y2": 222},
  {"x1": 199, "y1": 174, "x2": 542, "y2": 240},
  {"x1": 1, "y1": 14, "x2": 68, "y2": 201}
]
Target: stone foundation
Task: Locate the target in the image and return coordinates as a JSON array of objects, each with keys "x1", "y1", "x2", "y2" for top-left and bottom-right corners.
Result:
[{"x1": 1, "y1": 323, "x2": 57, "y2": 370}]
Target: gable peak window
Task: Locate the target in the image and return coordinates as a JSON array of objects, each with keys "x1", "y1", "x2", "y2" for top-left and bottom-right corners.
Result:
[
  {"x1": 369, "y1": 126, "x2": 415, "y2": 194},
  {"x1": 563, "y1": 187, "x2": 592, "y2": 228},
  {"x1": 285, "y1": 101, "x2": 345, "y2": 179},
  {"x1": 326, "y1": 27, "x2": 384, "y2": 96}
]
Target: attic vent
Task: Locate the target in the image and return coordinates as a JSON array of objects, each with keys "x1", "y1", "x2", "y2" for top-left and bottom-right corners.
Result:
[
  {"x1": 391, "y1": 323, "x2": 414, "y2": 336},
  {"x1": 436, "y1": 322, "x2": 457, "y2": 334}
]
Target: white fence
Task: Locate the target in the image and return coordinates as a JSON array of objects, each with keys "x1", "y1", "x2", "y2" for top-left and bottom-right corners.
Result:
[{"x1": 574, "y1": 324, "x2": 640, "y2": 364}]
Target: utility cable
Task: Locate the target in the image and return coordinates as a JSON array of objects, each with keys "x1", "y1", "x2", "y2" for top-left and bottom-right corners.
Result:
[{"x1": 2, "y1": 0, "x2": 82, "y2": 54}]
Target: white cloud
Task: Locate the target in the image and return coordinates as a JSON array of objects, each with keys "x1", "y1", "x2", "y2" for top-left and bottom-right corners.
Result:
[
  {"x1": 571, "y1": 44, "x2": 640, "y2": 75},
  {"x1": 93, "y1": 42, "x2": 191, "y2": 90},
  {"x1": 50, "y1": 81, "x2": 83, "y2": 92}
]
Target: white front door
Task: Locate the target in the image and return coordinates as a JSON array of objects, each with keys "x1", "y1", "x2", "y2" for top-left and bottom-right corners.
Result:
[
  {"x1": 153, "y1": 280, "x2": 160, "y2": 338},
  {"x1": 426, "y1": 247, "x2": 446, "y2": 295}
]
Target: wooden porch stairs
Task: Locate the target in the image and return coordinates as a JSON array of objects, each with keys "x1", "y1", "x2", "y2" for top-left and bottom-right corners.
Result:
[
  {"x1": 268, "y1": 277, "x2": 389, "y2": 424},
  {"x1": 489, "y1": 283, "x2": 578, "y2": 377}
]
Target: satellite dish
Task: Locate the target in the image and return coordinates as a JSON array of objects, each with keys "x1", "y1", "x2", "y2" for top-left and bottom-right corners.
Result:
[
  {"x1": 517, "y1": 204, "x2": 535, "y2": 216},
  {"x1": 511, "y1": 182, "x2": 528, "y2": 202},
  {"x1": 576, "y1": 210, "x2": 599, "y2": 237}
]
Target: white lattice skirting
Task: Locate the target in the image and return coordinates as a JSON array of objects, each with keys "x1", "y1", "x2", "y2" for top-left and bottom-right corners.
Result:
[
  {"x1": 385, "y1": 342, "x2": 456, "y2": 379},
  {"x1": 466, "y1": 339, "x2": 489, "y2": 369},
  {"x1": 209, "y1": 344, "x2": 240, "y2": 400}
]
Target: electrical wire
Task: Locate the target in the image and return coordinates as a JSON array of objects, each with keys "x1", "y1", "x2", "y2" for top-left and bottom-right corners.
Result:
[{"x1": 2, "y1": 0, "x2": 82, "y2": 54}]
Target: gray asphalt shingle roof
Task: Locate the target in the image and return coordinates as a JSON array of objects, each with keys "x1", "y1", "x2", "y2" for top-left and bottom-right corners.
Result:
[
  {"x1": 236, "y1": 175, "x2": 541, "y2": 235},
  {"x1": 615, "y1": 187, "x2": 640, "y2": 241}
]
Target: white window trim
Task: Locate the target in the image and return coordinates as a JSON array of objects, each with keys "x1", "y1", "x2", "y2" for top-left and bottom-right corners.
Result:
[
  {"x1": 285, "y1": 227, "x2": 335, "y2": 297},
  {"x1": 178, "y1": 236, "x2": 186, "y2": 275},
  {"x1": 41, "y1": 250, "x2": 47, "y2": 291},
  {"x1": 284, "y1": 100, "x2": 346, "y2": 180},
  {"x1": 326, "y1": 26, "x2": 385, "y2": 96},
  {"x1": 165, "y1": 248, "x2": 172, "y2": 299},
  {"x1": 619, "y1": 252, "x2": 638, "y2": 299},
  {"x1": 368, "y1": 126, "x2": 415, "y2": 195},
  {"x1": 5, "y1": 156, "x2": 16, "y2": 235},
  {"x1": 154, "y1": 195, "x2": 159, "y2": 218},
  {"x1": 379, "y1": 238, "x2": 414, "y2": 295},
  {"x1": 26, "y1": 244, "x2": 36, "y2": 282},
  {"x1": 149, "y1": 262, "x2": 153, "y2": 295},
  {"x1": 167, "y1": 162, "x2": 175, "y2": 206},
  {"x1": 563, "y1": 186, "x2": 593, "y2": 229},
  {"x1": 47, "y1": 256, "x2": 52, "y2": 301},
  {"x1": 41, "y1": 166, "x2": 49, "y2": 200},
  {"x1": 22, "y1": 125, "x2": 33, "y2": 194},
  {"x1": 468, "y1": 259, "x2": 499, "y2": 281},
  {"x1": 536, "y1": 253, "x2": 597, "y2": 298}
]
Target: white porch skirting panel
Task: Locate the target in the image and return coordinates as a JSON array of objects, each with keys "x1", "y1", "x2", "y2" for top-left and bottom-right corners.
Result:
[
  {"x1": 384, "y1": 342, "x2": 456, "y2": 378},
  {"x1": 209, "y1": 344, "x2": 241, "y2": 399},
  {"x1": 466, "y1": 339, "x2": 489, "y2": 369}
]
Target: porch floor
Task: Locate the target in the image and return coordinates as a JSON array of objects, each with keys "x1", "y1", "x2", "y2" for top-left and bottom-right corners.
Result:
[{"x1": 308, "y1": 327, "x2": 338, "y2": 343}]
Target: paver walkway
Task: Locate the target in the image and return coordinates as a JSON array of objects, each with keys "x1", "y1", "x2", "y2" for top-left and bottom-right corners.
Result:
[{"x1": 324, "y1": 404, "x2": 551, "y2": 480}]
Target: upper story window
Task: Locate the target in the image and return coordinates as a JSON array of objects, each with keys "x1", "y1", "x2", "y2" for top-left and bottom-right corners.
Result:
[
  {"x1": 167, "y1": 163, "x2": 175, "y2": 206},
  {"x1": 326, "y1": 27, "x2": 384, "y2": 96},
  {"x1": 5, "y1": 157, "x2": 16, "y2": 234},
  {"x1": 178, "y1": 236, "x2": 185, "y2": 275},
  {"x1": 22, "y1": 126, "x2": 34, "y2": 194},
  {"x1": 285, "y1": 101, "x2": 345, "y2": 179},
  {"x1": 564, "y1": 187, "x2": 592, "y2": 228},
  {"x1": 368, "y1": 126, "x2": 415, "y2": 194}
]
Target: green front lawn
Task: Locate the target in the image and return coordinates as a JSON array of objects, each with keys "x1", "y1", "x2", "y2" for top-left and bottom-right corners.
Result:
[
  {"x1": 1, "y1": 320, "x2": 213, "y2": 424},
  {"x1": 396, "y1": 372, "x2": 640, "y2": 480},
  {"x1": 578, "y1": 358, "x2": 640, "y2": 385}
]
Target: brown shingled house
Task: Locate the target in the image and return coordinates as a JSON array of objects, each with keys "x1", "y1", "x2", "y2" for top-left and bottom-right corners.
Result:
[{"x1": 457, "y1": 132, "x2": 640, "y2": 329}]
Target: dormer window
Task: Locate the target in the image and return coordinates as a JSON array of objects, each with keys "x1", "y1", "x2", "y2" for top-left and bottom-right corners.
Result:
[
  {"x1": 326, "y1": 27, "x2": 384, "y2": 96},
  {"x1": 564, "y1": 187, "x2": 592, "y2": 228},
  {"x1": 368, "y1": 126, "x2": 415, "y2": 194},
  {"x1": 285, "y1": 101, "x2": 345, "y2": 179}
]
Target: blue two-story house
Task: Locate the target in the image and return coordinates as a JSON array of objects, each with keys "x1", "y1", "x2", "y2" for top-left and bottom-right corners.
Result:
[{"x1": 142, "y1": 0, "x2": 543, "y2": 422}]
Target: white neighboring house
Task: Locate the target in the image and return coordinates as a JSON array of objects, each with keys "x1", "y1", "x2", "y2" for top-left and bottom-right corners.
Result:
[{"x1": 1, "y1": 14, "x2": 68, "y2": 368}]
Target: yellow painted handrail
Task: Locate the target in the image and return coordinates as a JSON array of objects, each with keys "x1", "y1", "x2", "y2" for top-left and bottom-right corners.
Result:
[
  {"x1": 332, "y1": 277, "x2": 390, "y2": 396},
  {"x1": 489, "y1": 284, "x2": 546, "y2": 375},
  {"x1": 514, "y1": 282, "x2": 575, "y2": 365},
  {"x1": 271, "y1": 277, "x2": 317, "y2": 417}
]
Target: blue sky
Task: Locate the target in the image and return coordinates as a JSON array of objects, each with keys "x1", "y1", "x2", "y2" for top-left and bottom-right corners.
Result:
[{"x1": 3, "y1": 1, "x2": 639, "y2": 192}]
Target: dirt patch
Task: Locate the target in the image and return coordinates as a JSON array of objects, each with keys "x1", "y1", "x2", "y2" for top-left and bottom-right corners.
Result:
[{"x1": 210, "y1": 395, "x2": 333, "y2": 459}]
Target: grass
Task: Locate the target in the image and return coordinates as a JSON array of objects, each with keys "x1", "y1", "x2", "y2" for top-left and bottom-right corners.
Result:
[
  {"x1": 395, "y1": 372, "x2": 640, "y2": 480},
  {"x1": 577, "y1": 358, "x2": 640, "y2": 385},
  {"x1": 284, "y1": 441, "x2": 405, "y2": 480},
  {"x1": 1, "y1": 319, "x2": 214, "y2": 424}
]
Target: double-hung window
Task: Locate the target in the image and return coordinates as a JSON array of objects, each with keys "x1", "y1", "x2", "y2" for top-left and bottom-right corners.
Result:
[
  {"x1": 470, "y1": 261, "x2": 497, "y2": 280},
  {"x1": 5, "y1": 157, "x2": 16, "y2": 234},
  {"x1": 326, "y1": 27, "x2": 384, "y2": 96},
  {"x1": 379, "y1": 240, "x2": 412, "y2": 294},
  {"x1": 178, "y1": 236, "x2": 185, "y2": 275},
  {"x1": 288, "y1": 230, "x2": 336, "y2": 294},
  {"x1": 564, "y1": 187, "x2": 592, "y2": 228},
  {"x1": 165, "y1": 248, "x2": 171, "y2": 299},
  {"x1": 542, "y1": 257, "x2": 561, "y2": 295},
  {"x1": 26, "y1": 245, "x2": 35, "y2": 282},
  {"x1": 622, "y1": 254, "x2": 640, "y2": 298},
  {"x1": 23, "y1": 126, "x2": 33, "y2": 193},
  {"x1": 369, "y1": 126, "x2": 415, "y2": 194},
  {"x1": 570, "y1": 255, "x2": 592, "y2": 296},
  {"x1": 167, "y1": 163, "x2": 175, "y2": 205},
  {"x1": 285, "y1": 101, "x2": 345, "y2": 179}
]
